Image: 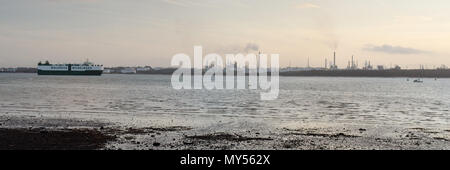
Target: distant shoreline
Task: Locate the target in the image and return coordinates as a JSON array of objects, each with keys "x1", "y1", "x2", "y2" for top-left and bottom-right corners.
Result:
[
  {"x1": 2, "y1": 69, "x2": 450, "y2": 78},
  {"x1": 280, "y1": 69, "x2": 449, "y2": 78}
]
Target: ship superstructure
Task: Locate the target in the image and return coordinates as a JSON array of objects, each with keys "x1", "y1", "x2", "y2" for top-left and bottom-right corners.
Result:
[{"x1": 37, "y1": 60, "x2": 103, "y2": 76}]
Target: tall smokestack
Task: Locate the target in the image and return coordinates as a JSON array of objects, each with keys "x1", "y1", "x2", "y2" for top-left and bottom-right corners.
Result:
[
  {"x1": 333, "y1": 51, "x2": 336, "y2": 68},
  {"x1": 351, "y1": 55, "x2": 354, "y2": 69},
  {"x1": 307, "y1": 57, "x2": 310, "y2": 68}
]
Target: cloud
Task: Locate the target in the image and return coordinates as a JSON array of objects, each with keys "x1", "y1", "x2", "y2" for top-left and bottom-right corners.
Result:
[
  {"x1": 394, "y1": 16, "x2": 433, "y2": 23},
  {"x1": 47, "y1": 0, "x2": 101, "y2": 2},
  {"x1": 161, "y1": 0, "x2": 217, "y2": 7},
  {"x1": 162, "y1": 0, "x2": 188, "y2": 6},
  {"x1": 363, "y1": 44, "x2": 429, "y2": 54},
  {"x1": 296, "y1": 3, "x2": 320, "y2": 9}
]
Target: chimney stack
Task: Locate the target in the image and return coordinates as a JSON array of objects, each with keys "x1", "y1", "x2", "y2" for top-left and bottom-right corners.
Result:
[
  {"x1": 307, "y1": 57, "x2": 310, "y2": 68},
  {"x1": 334, "y1": 51, "x2": 336, "y2": 67},
  {"x1": 331, "y1": 51, "x2": 337, "y2": 69}
]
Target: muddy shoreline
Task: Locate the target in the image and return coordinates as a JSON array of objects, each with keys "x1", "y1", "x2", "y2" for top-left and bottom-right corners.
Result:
[{"x1": 0, "y1": 115, "x2": 449, "y2": 150}]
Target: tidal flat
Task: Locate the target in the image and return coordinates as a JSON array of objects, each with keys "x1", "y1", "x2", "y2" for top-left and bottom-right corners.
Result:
[{"x1": 1, "y1": 115, "x2": 448, "y2": 150}]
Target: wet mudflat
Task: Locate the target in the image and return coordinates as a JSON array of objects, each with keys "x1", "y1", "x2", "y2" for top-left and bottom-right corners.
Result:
[
  {"x1": 0, "y1": 128, "x2": 115, "y2": 150},
  {"x1": 1, "y1": 115, "x2": 448, "y2": 150}
]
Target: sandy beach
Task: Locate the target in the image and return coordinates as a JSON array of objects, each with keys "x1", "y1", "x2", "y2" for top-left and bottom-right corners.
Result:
[{"x1": 1, "y1": 115, "x2": 448, "y2": 150}]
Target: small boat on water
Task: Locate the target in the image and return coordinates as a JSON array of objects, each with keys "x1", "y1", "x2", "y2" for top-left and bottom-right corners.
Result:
[
  {"x1": 413, "y1": 66, "x2": 424, "y2": 83},
  {"x1": 413, "y1": 79, "x2": 423, "y2": 83}
]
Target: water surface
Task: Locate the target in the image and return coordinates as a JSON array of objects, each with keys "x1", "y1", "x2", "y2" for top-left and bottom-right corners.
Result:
[{"x1": 0, "y1": 73, "x2": 448, "y2": 129}]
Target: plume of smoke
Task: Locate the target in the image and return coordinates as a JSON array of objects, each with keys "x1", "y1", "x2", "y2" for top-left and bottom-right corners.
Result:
[
  {"x1": 217, "y1": 43, "x2": 260, "y2": 54},
  {"x1": 331, "y1": 39, "x2": 339, "y2": 51},
  {"x1": 244, "y1": 43, "x2": 259, "y2": 53},
  {"x1": 312, "y1": 12, "x2": 340, "y2": 50}
]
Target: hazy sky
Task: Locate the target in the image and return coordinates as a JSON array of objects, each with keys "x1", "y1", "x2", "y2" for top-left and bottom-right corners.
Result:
[{"x1": 1, "y1": 0, "x2": 449, "y2": 68}]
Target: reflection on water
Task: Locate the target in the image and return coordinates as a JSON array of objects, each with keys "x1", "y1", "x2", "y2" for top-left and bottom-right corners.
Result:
[{"x1": 0, "y1": 73, "x2": 448, "y2": 128}]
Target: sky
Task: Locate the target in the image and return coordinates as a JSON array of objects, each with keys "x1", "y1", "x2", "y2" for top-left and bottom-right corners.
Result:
[{"x1": 0, "y1": 0, "x2": 449, "y2": 68}]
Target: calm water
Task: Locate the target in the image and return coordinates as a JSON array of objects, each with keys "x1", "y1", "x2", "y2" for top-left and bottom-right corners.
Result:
[{"x1": 0, "y1": 73, "x2": 449, "y2": 129}]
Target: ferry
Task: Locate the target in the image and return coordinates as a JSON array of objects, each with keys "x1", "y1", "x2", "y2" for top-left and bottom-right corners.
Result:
[{"x1": 37, "y1": 60, "x2": 103, "y2": 76}]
